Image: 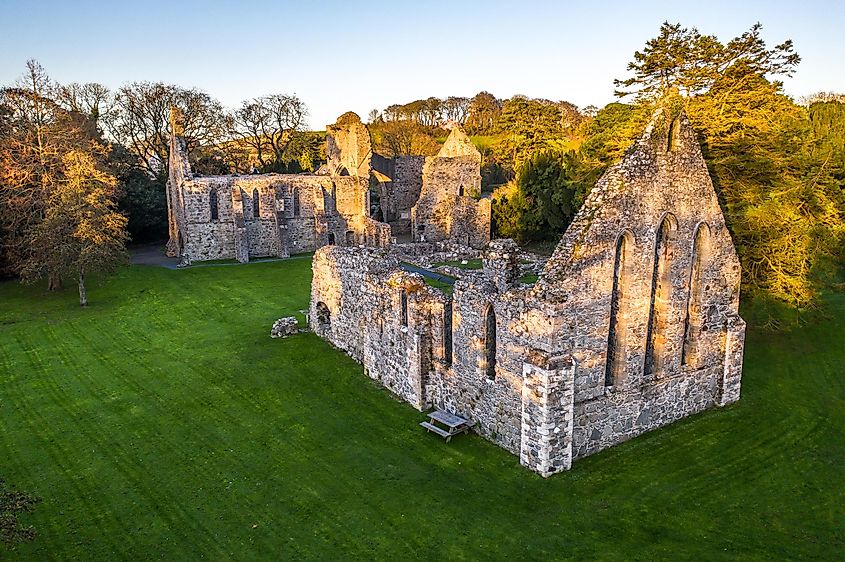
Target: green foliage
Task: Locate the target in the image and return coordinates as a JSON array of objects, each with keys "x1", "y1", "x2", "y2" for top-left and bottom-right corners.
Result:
[
  {"x1": 614, "y1": 22, "x2": 800, "y2": 100},
  {"x1": 0, "y1": 479, "x2": 39, "y2": 548},
  {"x1": 491, "y1": 98, "x2": 571, "y2": 173},
  {"x1": 686, "y1": 64, "x2": 845, "y2": 307},
  {"x1": 491, "y1": 103, "x2": 648, "y2": 243},
  {"x1": 0, "y1": 262, "x2": 843, "y2": 558},
  {"x1": 109, "y1": 145, "x2": 167, "y2": 243}
]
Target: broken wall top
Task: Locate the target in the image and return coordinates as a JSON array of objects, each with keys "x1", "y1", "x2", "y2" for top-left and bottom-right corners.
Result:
[
  {"x1": 326, "y1": 111, "x2": 372, "y2": 178},
  {"x1": 535, "y1": 108, "x2": 741, "y2": 298},
  {"x1": 436, "y1": 125, "x2": 481, "y2": 162}
]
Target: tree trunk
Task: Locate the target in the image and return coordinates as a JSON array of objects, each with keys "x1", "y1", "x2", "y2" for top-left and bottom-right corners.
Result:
[
  {"x1": 47, "y1": 273, "x2": 62, "y2": 291},
  {"x1": 78, "y1": 270, "x2": 88, "y2": 307}
]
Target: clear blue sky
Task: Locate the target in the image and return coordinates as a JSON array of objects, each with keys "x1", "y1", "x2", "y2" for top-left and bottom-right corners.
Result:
[{"x1": 1, "y1": 0, "x2": 843, "y2": 128}]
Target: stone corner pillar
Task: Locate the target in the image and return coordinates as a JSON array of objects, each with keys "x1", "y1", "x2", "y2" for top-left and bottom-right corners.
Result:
[
  {"x1": 718, "y1": 313, "x2": 746, "y2": 406},
  {"x1": 520, "y1": 351, "x2": 576, "y2": 477}
]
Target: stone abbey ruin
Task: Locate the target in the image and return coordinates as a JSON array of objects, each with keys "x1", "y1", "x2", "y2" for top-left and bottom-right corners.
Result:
[
  {"x1": 165, "y1": 111, "x2": 489, "y2": 262},
  {"x1": 168, "y1": 108, "x2": 745, "y2": 476}
]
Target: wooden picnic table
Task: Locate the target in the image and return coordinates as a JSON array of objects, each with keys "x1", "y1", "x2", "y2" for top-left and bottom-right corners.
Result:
[{"x1": 420, "y1": 409, "x2": 473, "y2": 442}]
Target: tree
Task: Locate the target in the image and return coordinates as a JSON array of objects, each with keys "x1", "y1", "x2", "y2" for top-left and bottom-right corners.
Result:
[
  {"x1": 56, "y1": 82, "x2": 111, "y2": 126},
  {"x1": 614, "y1": 22, "x2": 800, "y2": 100},
  {"x1": 492, "y1": 97, "x2": 568, "y2": 172},
  {"x1": 0, "y1": 60, "x2": 100, "y2": 286},
  {"x1": 21, "y1": 149, "x2": 128, "y2": 306},
  {"x1": 369, "y1": 119, "x2": 439, "y2": 157},
  {"x1": 491, "y1": 151, "x2": 582, "y2": 242},
  {"x1": 105, "y1": 82, "x2": 229, "y2": 179},
  {"x1": 465, "y1": 91, "x2": 501, "y2": 134},
  {"x1": 616, "y1": 23, "x2": 843, "y2": 307},
  {"x1": 442, "y1": 96, "x2": 469, "y2": 124},
  {"x1": 0, "y1": 479, "x2": 40, "y2": 548},
  {"x1": 230, "y1": 94, "x2": 308, "y2": 172},
  {"x1": 685, "y1": 69, "x2": 844, "y2": 306}
]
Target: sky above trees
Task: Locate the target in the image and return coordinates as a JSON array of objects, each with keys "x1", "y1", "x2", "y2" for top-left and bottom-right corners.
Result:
[{"x1": 1, "y1": 0, "x2": 843, "y2": 128}]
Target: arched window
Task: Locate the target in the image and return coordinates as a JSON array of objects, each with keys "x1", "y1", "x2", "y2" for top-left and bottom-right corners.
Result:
[
  {"x1": 667, "y1": 115, "x2": 681, "y2": 152},
  {"x1": 400, "y1": 289, "x2": 408, "y2": 326},
  {"x1": 484, "y1": 304, "x2": 496, "y2": 380},
  {"x1": 458, "y1": 185, "x2": 465, "y2": 196},
  {"x1": 605, "y1": 231, "x2": 634, "y2": 387},
  {"x1": 252, "y1": 189, "x2": 260, "y2": 219},
  {"x1": 292, "y1": 187, "x2": 301, "y2": 217},
  {"x1": 209, "y1": 189, "x2": 219, "y2": 221},
  {"x1": 645, "y1": 214, "x2": 678, "y2": 378},
  {"x1": 327, "y1": 232, "x2": 335, "y2": 245},
  {"x1": 682, "y1": 223, "x2": 711, "y2": 368},
  {"x1": 443, "y1": 301, "x2": 453, "y2": 366},
  {"x1": 345, "y1": 230, "x2": 355, "y2": 246}
]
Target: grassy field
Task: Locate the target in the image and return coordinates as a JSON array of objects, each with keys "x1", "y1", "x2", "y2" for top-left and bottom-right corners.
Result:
[{"x1": 0, "y1": 259, "x2": 843, "y2": 560}]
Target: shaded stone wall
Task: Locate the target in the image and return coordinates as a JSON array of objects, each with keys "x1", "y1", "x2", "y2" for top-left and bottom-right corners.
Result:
[{"x1": 378, "y1": 155, "x2": 425, "y2": 226}]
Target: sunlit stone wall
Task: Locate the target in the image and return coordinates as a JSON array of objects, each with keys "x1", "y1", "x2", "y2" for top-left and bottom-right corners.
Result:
[
  {"x1": 167, "y1": 112, "x2": 390, "y2": 263},
  {"x1": 309, "y1": 110, "x2": 745, "y2": 477},
  {"x1": 411, "y1": 126, "x2": 490, "y2": 248}
]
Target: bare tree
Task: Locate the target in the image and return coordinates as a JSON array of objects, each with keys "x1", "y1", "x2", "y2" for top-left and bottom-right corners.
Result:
[
  {"x1": 105, "y1": 82, "x2": 229, "y2": 179},
  {"x1": 57, "y1": 82, "x2": 111, "y2": 125},
  {"x1": 442, "y1": 96, "x2": 470, "y2": 124},
  {"x1": 231, "y1": 94, "x2": 307, "y2": 172}
]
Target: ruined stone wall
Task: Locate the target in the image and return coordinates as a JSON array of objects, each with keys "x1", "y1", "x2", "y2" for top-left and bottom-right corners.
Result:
[
  {"x1": 410, "y1": 126, "x2": 489, "y2": 248},
  {"x1": 168, "y1": 111, "x2": 393, "y2": 263},
  {"x1": 308, "y1": 110, "x2": 745, "y2": 477},
  {"x1": 179, "y1": 174, "x2": 332, "y2": 261},
  {"x1": 380, "y1": 155, "x2": 425, "y2": 224},
  {"x1": 531, "y1": 110, "x2": 744, "y2": 460},
  {"x1": 309, "y1": 245, "x2": 530, "y2": 457},
  {"x1": 326, "y1": 112, "x2": 372, "y2": 178}
]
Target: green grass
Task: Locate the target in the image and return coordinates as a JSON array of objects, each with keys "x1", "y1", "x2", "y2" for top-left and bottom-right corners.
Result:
[
  {"x1": 423, "y1": 277, "x2": 455, "y2": 294},
  {"x1": 432, "y1": 259, "x2": 483, "y2": 270},
  {"x1": 519, "y1": 273, "x2": 539, "y2": 285},
  {"x1": 1, "y1": 261, "x2": 843, "y2": 560}
]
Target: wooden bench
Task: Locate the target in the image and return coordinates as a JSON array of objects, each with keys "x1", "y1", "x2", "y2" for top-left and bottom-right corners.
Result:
[{"x1": 420, "y1": 409, "x2": 473, "y2": 442}]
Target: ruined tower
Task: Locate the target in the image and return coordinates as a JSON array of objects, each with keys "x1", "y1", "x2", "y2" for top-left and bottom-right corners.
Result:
[{"x1": 410, "y1": 125, "x2": 490, "y2": 247}]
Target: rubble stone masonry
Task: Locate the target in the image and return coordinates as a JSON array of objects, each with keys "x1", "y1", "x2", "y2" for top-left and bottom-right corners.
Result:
[{"x1": 310, "y1": 109, "x2": 745, "y2": 476}]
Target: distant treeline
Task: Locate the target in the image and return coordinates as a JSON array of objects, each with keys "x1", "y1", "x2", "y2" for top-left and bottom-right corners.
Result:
[{"x1": 368, "y1": 23, "x2": 845, "y2": 311}]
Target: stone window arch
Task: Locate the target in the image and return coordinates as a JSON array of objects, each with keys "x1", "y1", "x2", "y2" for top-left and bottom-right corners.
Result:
[
  {"x1": 400, "y1": 289, "x2": 408, "y2": 326},
  {"x1": 345, "y1": 230, "x2": 355, "y2": 246},
  {"x1": 484, "y1": 304, "x2": 496, "y2": 380},
  {"x1": 645, "y1": 213, "x2": 678, "y2": 378},
  {"x1": 682, "y1": 222, "x2": 711, "y2": 368},
  {"x1": 292, "y1": 187, "x2": 301, "y2": 217},
  {"x1": 209, "y1": 189, "x2": 219, "y2": 221},
  {"x1": 605, "y1": 230, "x2": 635, "y2": 388},
  {"x1": 252, "y1": 189, "x2": 260, "y2": 219},
  {"x1": 327, "y1": 232, "x2": 335, "y2": 245},
  {"x1": 458, "y1": 184, "x2": 465, "y2": 196}
]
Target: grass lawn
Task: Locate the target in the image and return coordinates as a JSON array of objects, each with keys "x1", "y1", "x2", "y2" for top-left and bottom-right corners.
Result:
[
  {"x1": 1, "y1": 259, "x2": 843, "y2": 560},
  {"x1": 432, "y1": 259, "x2": 483, "y2": 270}
]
